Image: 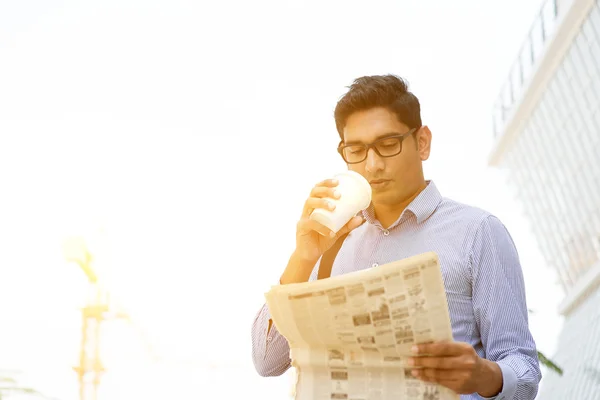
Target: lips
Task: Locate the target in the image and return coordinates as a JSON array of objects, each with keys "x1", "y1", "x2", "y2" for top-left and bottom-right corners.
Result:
[{"x1": 369, "y1": 179, "x2": 390, "y2": 184}]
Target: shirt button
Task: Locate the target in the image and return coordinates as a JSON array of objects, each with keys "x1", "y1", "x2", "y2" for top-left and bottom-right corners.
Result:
[
  {"x1": 372, "y1": 263, "x2": 379, "y2": 268},
  {"x1": 383, "y1": 229, "x2": 390, "y2": 236}
]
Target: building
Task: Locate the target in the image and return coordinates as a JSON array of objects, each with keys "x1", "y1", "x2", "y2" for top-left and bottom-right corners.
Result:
[{"x1": 489, "y1": 0, "x2": 600, "y2": 397}]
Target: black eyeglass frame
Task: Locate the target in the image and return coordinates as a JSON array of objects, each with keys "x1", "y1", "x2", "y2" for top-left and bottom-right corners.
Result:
[{"x1": 337, "y1": 127, "x2": 419, "y2": 164}]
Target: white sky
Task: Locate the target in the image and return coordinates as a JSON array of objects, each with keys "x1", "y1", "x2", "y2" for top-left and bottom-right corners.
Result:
[{"x1": 0, "y1": 1, "x2": 564, "y2": 399}]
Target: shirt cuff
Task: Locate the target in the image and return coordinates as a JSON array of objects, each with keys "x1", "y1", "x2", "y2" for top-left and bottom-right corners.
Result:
[{"x1": 479, "y1": 361, "x2": 518, "y2": 400}]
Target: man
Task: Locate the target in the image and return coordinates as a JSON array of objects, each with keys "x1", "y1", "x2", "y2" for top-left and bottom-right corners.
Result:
[{"x1": 251, "y1": 75, "x2": 541, "y2": 399}]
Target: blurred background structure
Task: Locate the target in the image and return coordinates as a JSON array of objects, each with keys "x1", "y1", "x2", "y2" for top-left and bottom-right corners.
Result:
[
  {"x1": 489, "y1": 0, "x2": 600, "y2": 397},
  {"x1": 63, "y1": 236, "x2": 129, "y2": 400}
]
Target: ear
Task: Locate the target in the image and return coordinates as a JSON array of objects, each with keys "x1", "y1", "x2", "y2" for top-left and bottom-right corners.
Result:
[{"x1": 416, "y1": 126, "x2": 432, "y2": 161}]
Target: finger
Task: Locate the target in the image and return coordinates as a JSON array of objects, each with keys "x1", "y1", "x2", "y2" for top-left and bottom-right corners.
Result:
[
  {"x1": 315, "y1": 178, "x2": 339, "y2": 188},
  {"x1": 336, "y1": 215, "x2": 365, "y2": 238},
  {"x1": 297, "y1": 218, "x2": 335, "y2": 238},
  {"x1": 415, "y1": 371, "x2": 466, "y2": 395},
  {"x1": 408, "y1": 356, "x2": 461, "y2": 370},
  {"x1": 302, "y1": 197, "x2": 336, "y2": 218},
  {"x1": 423, "y1": 376, "x2": 463, "y2": 394},
  {"x1": 412, "y1": 341, "x2": 467, "y2": 357},
  {"x1": 412, "y1": 368, "x2": 461, "y2": 383},
  {"x1": 310, "y1": 186, "x2": 341, "y2": 200}
]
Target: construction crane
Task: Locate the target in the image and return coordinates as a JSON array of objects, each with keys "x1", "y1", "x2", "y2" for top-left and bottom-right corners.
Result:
[
  {"x1": 62, "y1": 237, "x2": 128, "y2": 400},
  {"x1": 62, "y1": 234, "x2": 212, "y2": 400}
]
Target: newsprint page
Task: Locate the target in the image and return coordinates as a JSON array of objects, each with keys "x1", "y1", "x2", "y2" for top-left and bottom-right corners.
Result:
[{"x1": 265, "y1": 252, "x2": 459, "y2": 400}]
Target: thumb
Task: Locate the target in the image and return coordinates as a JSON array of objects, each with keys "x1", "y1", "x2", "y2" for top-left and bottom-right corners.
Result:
[{"x1": 335, "y1": 215, "x2": 365, "y2": 240}]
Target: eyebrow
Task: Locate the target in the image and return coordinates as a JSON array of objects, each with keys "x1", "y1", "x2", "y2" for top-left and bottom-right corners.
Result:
[{"x1": 344, "y1": 132, "x2": 404, "y2": 145}]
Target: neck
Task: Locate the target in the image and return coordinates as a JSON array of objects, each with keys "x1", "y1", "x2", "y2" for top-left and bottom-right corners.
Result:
[{"x1": 374, "y1": 180, "x2": 428, "y2": 228}]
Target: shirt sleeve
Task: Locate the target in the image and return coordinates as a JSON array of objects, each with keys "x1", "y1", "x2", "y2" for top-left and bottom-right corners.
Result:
[
  {"x1": 470, "y1": 215, "x2": 542, "y2": 399},
  {"x1": 250, "y1": 259, "x2": 321, "y2": 377},
  {"x1": 250, "y1": 302, "x2": 292, "y2": 377}
]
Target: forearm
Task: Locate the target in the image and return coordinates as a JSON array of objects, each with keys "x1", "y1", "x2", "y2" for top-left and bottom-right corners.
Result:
[
  {"x1": 251, "y1": 303, "x2": 291, "y2": 377},
  {"x1": 279, "y1": 251, "x2": 317, "y2": 285}
]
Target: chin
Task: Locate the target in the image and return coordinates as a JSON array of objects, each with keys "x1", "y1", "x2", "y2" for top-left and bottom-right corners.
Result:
[{"x1": 371, "y1": 191, "x2": 399, "y2": 205}]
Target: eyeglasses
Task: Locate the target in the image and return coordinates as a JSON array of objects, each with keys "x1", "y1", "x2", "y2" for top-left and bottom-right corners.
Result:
[{"x1": 337, "y1": 128, "x2": 418, "y2": 164}]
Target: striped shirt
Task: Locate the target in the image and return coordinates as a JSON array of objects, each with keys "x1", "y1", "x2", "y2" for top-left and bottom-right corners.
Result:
[{"x1": 251, "y1": 181, "x2": 541, "y2": 399}]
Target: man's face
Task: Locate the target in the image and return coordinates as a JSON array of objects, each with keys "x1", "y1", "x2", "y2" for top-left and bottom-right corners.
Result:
[{"x1": 341, "y1": 107, "x2": 431, "y2": 205}]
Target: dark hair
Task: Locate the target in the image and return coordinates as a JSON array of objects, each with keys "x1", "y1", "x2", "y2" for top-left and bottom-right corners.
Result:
[{"x1": 334, "y1": 74, "x2": 422, "y2": 140}]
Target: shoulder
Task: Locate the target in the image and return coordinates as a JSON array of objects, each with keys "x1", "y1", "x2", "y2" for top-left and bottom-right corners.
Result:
[
  {"x1": 435, "y1": 199, "x2": 520, "y2": 276},
  {"x1": 434, "y1": 197, "x2": 512, "y2": 247},
  {"x1": 434, "y1": 196, "x2": 497, "y2": 228}
]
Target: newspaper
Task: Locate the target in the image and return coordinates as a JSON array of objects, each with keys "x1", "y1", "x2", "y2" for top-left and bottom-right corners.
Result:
[{"x1": 265, "y1": 251, "x2": 459, "y2": 400}]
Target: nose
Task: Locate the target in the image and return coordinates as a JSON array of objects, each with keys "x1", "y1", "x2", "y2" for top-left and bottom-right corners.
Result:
[{"x1": 365, "y1": 147, "x2": 384, "y2": 173}]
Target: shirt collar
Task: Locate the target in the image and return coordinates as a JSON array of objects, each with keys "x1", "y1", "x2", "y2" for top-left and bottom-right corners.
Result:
[{"x1": 362, "y1": 180, "x2": 442, "y2": 227}]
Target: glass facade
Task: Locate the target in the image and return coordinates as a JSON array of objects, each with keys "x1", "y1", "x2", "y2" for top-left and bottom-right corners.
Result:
[
  {"x1": 492, "y1": 1, "x2": 600, "y2": 397},
  {"x1": 501, "y1": 3, "x2": 600, "y2": 291},
  {"x1": 492, "y1": 0, "x2": 559, "y2": 137}
]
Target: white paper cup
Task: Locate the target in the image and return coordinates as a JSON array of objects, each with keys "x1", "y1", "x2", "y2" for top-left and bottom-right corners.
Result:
[{"x1": 309, "y1": 170, "x2": 372, "y2": 234}]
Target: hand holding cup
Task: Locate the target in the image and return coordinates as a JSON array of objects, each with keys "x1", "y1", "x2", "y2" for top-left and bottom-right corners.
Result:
[{"x1": 295, "y1": 171, "x2": 372, "y2": 264}]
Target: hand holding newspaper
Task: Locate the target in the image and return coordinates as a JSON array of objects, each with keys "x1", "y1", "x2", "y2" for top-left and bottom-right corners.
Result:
[{"x1": 265, "y1": 252, "x2": 459, "y2": 400}]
